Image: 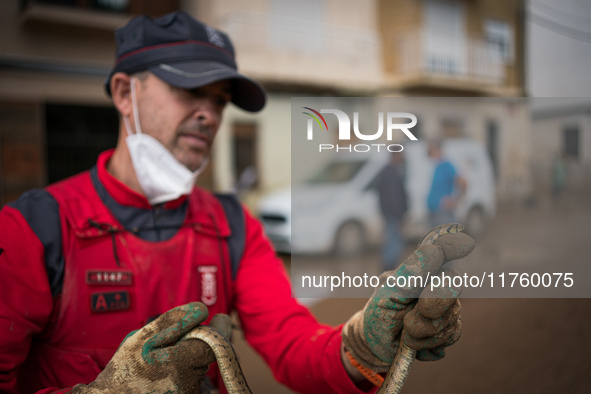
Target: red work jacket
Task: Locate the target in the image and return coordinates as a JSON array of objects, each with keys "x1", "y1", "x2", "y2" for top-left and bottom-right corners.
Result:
[
  {"x1": 0, "y1": 151, "x2": 368, "y2": 394},
  {"x1": 19, "y1": 170, "x2": 233, "y2": 392}
]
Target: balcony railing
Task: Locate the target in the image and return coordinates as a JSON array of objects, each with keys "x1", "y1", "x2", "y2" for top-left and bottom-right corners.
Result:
[{"x1": 396, "y1": 29, "x2": 505, "y2": 85}]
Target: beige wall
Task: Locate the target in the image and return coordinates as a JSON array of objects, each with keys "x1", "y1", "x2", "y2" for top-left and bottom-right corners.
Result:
[
  {"x1": 186, "y1": 0, "x2": 383, "y2": 92},
  {"x1": 392, "y1": 98, "x2": 532, "y2": 202},
  {"x1": 213, "y1": 93, "x2": 291, "y2": 193}
]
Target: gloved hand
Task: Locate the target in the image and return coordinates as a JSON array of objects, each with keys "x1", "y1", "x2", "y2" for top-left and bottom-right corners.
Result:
[
  {"x1": 72, "y1": 302, "x2": 232, "y2": 394},
  {"x1": 342, "y1": 231, "x2": 475, "y2": 372}
]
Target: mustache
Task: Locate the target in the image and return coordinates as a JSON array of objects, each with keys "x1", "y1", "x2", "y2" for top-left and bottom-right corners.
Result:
[{"x1": 177, "y1": 122, "x2": 213, "y2": 140}]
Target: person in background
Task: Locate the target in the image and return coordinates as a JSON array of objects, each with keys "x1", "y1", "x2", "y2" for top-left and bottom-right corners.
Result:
[
  {"x1": 427, "y1": 139, "x2": 466, "y2": 227},
  {"x1": 377, "y1": 151, "x2": 408, "y2": 271}
]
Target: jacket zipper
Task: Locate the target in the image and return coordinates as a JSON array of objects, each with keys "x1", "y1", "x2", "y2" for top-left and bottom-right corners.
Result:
[{"x1": 153, "y1": 204, "x2": 163, "y2": 241}]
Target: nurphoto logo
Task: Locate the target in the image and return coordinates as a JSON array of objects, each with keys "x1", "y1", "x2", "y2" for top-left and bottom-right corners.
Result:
[{"x1": 302, "y1": 107, "x2": 418, "y2": 153}]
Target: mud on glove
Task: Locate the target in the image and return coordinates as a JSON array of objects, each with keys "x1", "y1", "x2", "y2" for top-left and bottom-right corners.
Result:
[
  {"x1": 72, "y1": 302, "x2": 232, "y2": 394},
  {"x1": 342, "y1": 232, "x2": 475, "y2": 372}
]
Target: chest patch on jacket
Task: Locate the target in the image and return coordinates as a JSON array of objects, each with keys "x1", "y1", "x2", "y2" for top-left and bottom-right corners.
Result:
[
  {"x1": 86, "y1": 270, "x2": 133, "y2": 286},
  {"x1": 198, "y1": 266, "x2": 217, "y2": 306},
  {"x1": 90, "y1": 291, "x2": 130, "y2": 313}
]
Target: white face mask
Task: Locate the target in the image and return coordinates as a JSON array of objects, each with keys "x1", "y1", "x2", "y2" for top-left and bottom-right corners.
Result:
[{"x1": 124, "y1": 78, "x2": 208, "y2": 205}]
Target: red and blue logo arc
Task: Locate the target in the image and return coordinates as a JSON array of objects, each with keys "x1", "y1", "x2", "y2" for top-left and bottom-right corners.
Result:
[{"x1": 302, "y1": 107, "x2": 329, "y2": 132}]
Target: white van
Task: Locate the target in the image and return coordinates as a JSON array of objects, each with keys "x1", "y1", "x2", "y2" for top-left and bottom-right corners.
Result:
[{"x1": 258, "y1": 139, "x2": 496, "y2": 255}]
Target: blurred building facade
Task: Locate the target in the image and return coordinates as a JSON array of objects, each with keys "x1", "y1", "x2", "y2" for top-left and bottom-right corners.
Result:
[
  {"x1": 0, "y1": 0, "x2": 179, "y2": 205},
  {"x1": 0, "y1": 0, "x2": 529, "y2": 207},
  {"x1": 374, "y1": 0, "x2": 530, "y2": 203},
  {"x1": 532, "y1": 99, "x2": 591, "y2": 194},
  {"x1": 378, "y1": 0, "x2": 525, "y2": 97}
]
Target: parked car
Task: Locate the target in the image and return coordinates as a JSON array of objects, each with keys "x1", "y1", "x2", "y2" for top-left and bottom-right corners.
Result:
[{"x1": 258, "y1": 139, "x2": 496, "y2": 255}]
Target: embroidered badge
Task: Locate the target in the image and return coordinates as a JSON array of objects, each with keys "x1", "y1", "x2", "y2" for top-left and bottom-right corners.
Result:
[
  {"x1": 86, "y1": 270, "x2": 133, "y2": 286},
  {"x1": 198, "y1": 266, "x2": 217, "y2": 306},
  {"x1": 91, "y1": 291, "x2": 130, "y2": 313}
]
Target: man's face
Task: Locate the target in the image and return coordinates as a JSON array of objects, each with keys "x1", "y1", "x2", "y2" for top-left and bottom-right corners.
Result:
[{"x1": 132, "y1": 73, "x2": 232, "y2": 172}]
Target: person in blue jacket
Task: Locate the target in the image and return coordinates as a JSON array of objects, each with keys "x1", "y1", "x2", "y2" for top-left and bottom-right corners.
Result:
[{"x1": 427, "y1": 139, "x2": 466, "y2": 227}]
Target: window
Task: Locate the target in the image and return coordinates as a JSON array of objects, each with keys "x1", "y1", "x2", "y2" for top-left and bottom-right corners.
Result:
[
  {"x1": 424, "y1": 0, "x2": 467, "y2": 74},
  {"x1": 441, "y1": 117, "x2": 464, "y2": 138},
  {"x1": 563, "y1": 125, "x2": 579, "y2": 160},
  {"x1": 233, "y1": 123, "x2": 258, "y2": 191},
  {"x1": 0, "y1": 101, "x2": 44, "y2": 206},
  {"x1": 485, "y1": 18, "x2": 513, "y2": 63}
]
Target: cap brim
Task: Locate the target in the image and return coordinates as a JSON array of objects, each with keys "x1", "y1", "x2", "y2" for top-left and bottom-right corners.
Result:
[{"x1": 149, "y1": 61, "x2": 266, "y2": 112}]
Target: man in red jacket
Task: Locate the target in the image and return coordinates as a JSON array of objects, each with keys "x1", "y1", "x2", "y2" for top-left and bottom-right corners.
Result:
[{"x1": 0, "y1": 11, "x2": 473, "y2": 393}]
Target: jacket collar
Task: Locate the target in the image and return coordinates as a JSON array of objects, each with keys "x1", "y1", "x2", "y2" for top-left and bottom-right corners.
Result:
[{"x1": 96, "y1": 149, "x2": 187, "y2": 210}]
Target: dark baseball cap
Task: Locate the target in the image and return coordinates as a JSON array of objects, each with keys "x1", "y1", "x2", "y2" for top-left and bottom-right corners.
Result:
[{"x1": 105, "y1": 11, "x2": 266, "y2": 112}]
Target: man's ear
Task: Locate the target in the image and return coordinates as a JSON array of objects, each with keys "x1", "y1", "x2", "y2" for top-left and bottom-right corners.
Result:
[{"x1": 111, "y1": 73, "x2": 132, "y2": 117}]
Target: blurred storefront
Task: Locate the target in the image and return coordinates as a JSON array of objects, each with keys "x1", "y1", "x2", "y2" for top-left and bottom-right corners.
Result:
[{"x1": 0, "y1": 0, "x2": 179, "y2": 205}]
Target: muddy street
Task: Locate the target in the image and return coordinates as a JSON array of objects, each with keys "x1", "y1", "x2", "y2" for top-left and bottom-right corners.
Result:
[{"x1": 233, "y1": 191, "x2": 591, "y2": 393}]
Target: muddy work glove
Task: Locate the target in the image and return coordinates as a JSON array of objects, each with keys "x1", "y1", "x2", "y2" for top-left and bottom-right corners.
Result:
[
  {"x1": 342, "y1": 231, "x2": 475, "y2": 372},
  {"x1": 72, "y1": 302, "x2": 231, "y2": 394}
]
